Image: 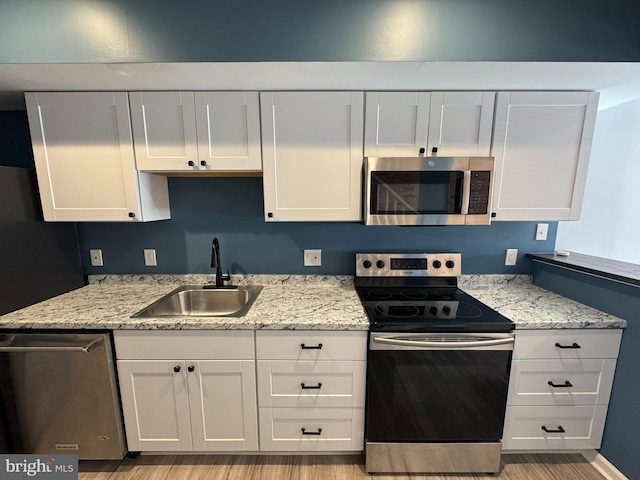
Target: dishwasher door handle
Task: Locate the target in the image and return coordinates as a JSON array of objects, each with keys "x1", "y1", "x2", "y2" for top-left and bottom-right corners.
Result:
[{"x1": 0, "y1": 337, "x2": 102, "y2": 353}]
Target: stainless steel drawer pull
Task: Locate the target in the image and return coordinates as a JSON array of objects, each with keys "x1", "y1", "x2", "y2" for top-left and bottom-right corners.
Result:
[
  {"x1": 301, "y1": 428, "x2": 322, "y2": 435},
  {"x1": 301, "y1": 343, "x2": 323, "y2": 350},
  {"x1": 541, "y1": 425, "x2": 566, "y2": 433},
  {"x1": 548, "y1": 380, "x2": 573, "y2": 388},
  {"x1": 301, "y1": 382, "x2": 323, "y2": 390},
  {"x1": 555, "y1": 342, "x2": 581, "y2": 349}
]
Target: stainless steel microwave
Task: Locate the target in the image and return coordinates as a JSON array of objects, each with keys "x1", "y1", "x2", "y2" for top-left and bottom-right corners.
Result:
[{"x1": 364, "y1": 156, "x2": 495, "y2": 226}]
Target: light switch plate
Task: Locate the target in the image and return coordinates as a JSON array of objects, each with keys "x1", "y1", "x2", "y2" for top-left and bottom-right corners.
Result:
[
  {"x1": 505, "y1": 249, "x2": 518, "y2": 266},
  {"x1": 304, "y1": 249, "x2": 322, "y2": 267},
  {"x1": 89, "y1": 249, "x2": 103, "y2": 267},
  {"x1": 535, "y1": 223, "x2": 549, "y2": 240},
  {"x1": 144, "y1": 249, "x2": 157, "y2": 267}
]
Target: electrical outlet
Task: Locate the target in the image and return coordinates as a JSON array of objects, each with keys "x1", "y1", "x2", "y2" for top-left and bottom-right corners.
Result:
[
  {"x1": 89, "y1": 249, "x2": 103, "y2": 267},
  {"x1": 144, "y1": 249, "x2": 157, "y2": 267},
  {"x1": 505, "y1": 249, "x2": 518, "y2": 266},
  {"x1": 304, "y1": 249, "x2": 322, "y2": 267},
  {"x1": 535, "y1": 223, "x2": 549, "y2": 241}
]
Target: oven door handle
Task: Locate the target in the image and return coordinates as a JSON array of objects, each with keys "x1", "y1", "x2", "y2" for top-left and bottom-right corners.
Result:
[{"x1": 372, "y1": 335, "x2": 515, "y2": 349}]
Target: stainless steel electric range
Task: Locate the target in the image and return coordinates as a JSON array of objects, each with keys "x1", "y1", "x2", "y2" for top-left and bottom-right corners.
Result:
[{"x1": 355, "y1": 253, "x2": 514, "y2": 474}]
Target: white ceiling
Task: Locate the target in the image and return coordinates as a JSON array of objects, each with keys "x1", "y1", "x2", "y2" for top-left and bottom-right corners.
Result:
[{"x1": 1, "y1": 61, "x2": 640, "y2": 110}]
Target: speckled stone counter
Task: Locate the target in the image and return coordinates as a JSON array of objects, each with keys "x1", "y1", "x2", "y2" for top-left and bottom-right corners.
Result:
[
  {"x1": 460, "y1": 275, "x2": 627, "y2": 329},
  {"x1": 0, "y1": 275, "x2": 369, "y2": 331},
  {"x1": 0, "y1": 274, "x2": 626, "y2": 330}
]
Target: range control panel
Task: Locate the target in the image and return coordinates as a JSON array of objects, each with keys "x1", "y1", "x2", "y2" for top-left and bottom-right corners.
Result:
[{"x1": 355, "y1": 253, "x2": 461, "y2": 277}]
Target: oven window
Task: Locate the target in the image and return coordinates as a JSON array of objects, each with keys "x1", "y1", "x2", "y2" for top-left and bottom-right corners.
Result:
[
  {"x1": 366, "y1": 349, "x2": 511, "y2": 443},
  {"x1": 370, "y1": 171, "x2": 464, "y2": 215}
]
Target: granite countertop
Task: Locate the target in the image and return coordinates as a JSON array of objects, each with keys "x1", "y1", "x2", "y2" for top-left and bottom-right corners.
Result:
[{"x1": 0, "y1": 274, "x2": 626, "y2": 331}]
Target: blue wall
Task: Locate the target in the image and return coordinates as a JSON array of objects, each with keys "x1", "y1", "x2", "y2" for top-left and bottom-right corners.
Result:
[
  {"x1": 78, "y1": 177, "x2": 556, "y2": 275},
  {"x1": 1, "y1": 0, "x2": 639, "y2": 63},
  {"x1": 532, "y1": 263, "x2": 640, "y2": 480}
]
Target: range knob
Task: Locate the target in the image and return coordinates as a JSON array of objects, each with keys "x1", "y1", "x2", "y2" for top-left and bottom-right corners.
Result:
[
  {"x1": 445, "y1": 260, "x2": 455, "y2": 269},
  {"x1": 442, "y1": 305, "x2": 452, "y2": 316},
  {"x1": 376, "y1": 260, "x2": 385, "y2": 269},
  {"x1": 432, "y1": 260, "x2": 442, "y2": 269},
  {"x1": 362, "y1": 260, "x2": 372, "y2": 269},
  {"x1": 429, "y1": 306, "x2": 439, "y2": 315}
]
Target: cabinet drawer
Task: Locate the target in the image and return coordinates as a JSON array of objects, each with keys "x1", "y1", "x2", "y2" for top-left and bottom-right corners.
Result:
[
  {"x1": 502, "y1": 405, "x2": 607, "y2": 451},
  {"x1": 257, "y1": 361, "x2": 365, "y2": 408},
  {"x1": 508, "y1": 359, "x2": 616, "y2": 406},
  {"x1": 513, "y1": 330, "x2": 621, "y2": 360},
  {"x1": 113, "y1": 330, "x2": 254, "y2": 360},
  {"x1": 259, "y1": 407, "x2": 364, "y2": 451},
  {"x1": 256, "y1": 331, "x2": 367, "y2": 361}
]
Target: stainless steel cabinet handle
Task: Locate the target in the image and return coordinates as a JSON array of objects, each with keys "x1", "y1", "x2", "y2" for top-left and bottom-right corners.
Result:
[
  {"x1": 0, "y1": 337, "x2": 101, "y2": 353},
  {"x1": 373, "y1": 336, "x2": 514, "y2": 348}
]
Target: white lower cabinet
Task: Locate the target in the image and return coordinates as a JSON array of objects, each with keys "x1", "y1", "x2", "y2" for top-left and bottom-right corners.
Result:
[
  {"x1": 115, "y1": 331, "x2": 258, "y2": 452},
  {"x1": 256, "y1": 331, "x2": 367, "y2": 451},
  {"x1": 502, "y1": 329, "x2": 622, "y2": 451}
]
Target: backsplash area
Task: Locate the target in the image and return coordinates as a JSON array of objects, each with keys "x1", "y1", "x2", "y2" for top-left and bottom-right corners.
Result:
[{"x1": 77, "y1": 177, "x2": 557, "y2": 275}]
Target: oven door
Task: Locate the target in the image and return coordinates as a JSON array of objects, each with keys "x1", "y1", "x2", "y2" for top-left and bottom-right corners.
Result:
[{"x1": 365, "y1": 332, "x2": 513, "y2": 473}]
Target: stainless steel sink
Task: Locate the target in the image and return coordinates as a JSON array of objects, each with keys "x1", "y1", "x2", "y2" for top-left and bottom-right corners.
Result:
[{"x1": 131, "y1": 285, "x2": 263, "y2": 318}]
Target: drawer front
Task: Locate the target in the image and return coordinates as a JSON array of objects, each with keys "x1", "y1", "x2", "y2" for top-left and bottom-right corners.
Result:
[
  {"x1": 257, "y1": 361, "x2": 366, "y2": 408},
  {"x1": 113, "y1": 330, "x2": 255, "y2": 360},
  {"x1": 502, "y1": 405, "x2": 607, "y2": 451},
  {"x1": 259, "y1": 407, "x2": 364, "y2": 451},
  {"x1": 256, "y1": 331, "x2": 367, "y2": 361},
  {"x1": 508, "y1": 359, "x2": 617, "y2": 406},
  {"x1": 513, "y1": 330, "x2": 622, "y2": 360}
]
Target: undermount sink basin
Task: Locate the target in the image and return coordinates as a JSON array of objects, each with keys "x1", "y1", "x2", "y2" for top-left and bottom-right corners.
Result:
[{"x1": 131, "y1": 285, "x2": 263, "y2": 318}]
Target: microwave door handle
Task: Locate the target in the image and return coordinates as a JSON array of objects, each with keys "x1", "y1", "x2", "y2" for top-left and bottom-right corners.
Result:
[{"x1": 461, "y1": 170, "x2": 471, "y2": 215}]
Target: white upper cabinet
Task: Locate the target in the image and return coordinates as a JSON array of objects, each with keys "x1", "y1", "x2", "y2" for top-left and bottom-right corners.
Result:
[
  {"x1": 491, "y1": 91, "x2": 599, "y2": 221},
  {"x1": 261, "y1": 91, "x2": 364, "y2": 222},
  {"x1": 364, "y1": 92, "x2": 430, "y2": 157},
  {"x1": 129, "y1": 91, "x2": 198, "y2": 171},
  {"x1": 428, "y1": 92, "x2": 495, "y2": 156},
  {"x1": 130, "y1": 91, "x2": 261, "y2": 172},
  {"x1": 25, "y1": 92, "x2": 170, "y2": 222},
  {"x1": 364, "y1": 91, "x2": 494, "y2": 157}
]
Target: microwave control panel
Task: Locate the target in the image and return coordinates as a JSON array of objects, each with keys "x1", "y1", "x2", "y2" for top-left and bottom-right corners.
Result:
[
  {"x1": 356, "y1": 253, "x2": 461, "y2": 277},
  {"x1": 468, "y1": 171, "x2": 491, "y2": 215}
]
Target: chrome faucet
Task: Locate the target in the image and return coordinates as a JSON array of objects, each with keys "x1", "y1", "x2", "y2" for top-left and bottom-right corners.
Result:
[{"x1": 210, "y1": 237, "x2": 231, "y2": 288}]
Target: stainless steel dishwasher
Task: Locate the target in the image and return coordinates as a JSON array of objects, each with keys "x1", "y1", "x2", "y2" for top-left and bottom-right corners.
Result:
[{"x1": 0, "y1": 332, "x2": 126, "y2": 460}]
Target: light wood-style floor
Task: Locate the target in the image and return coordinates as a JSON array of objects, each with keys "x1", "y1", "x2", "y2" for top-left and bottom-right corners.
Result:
[{"x1": 79, "y1": 453, "x2": 606, "y2": 480}]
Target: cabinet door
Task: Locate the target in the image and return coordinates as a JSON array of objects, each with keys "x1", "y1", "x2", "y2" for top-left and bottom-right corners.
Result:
[
  {"x1": 187, "y1": 360, "x2": 258, "y2": 451},
  {"x1": 195, "y1": 92, "x2": 262, "y2": 171},
  {"x1": 117, "y1": 360, "x2": 193, "y2": 451},
  {"x1": 25, "y1": 92, "x2": 169, "y2": 221},
  {"x1": 261, "y1": 92, "x2": 364, "y2": 221},
  {"x1": 428, "y1": 92, "x2": 495, "y2": 156},
  {"x1": 364, "y1": 92, "x2": 430, "y2": 157},
  {"x1": 129, "y1": 91, "x2": 199, "y2": 171},
  {"x1": 491, "y1": 91, "x2": 599, "y2": 221}
]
